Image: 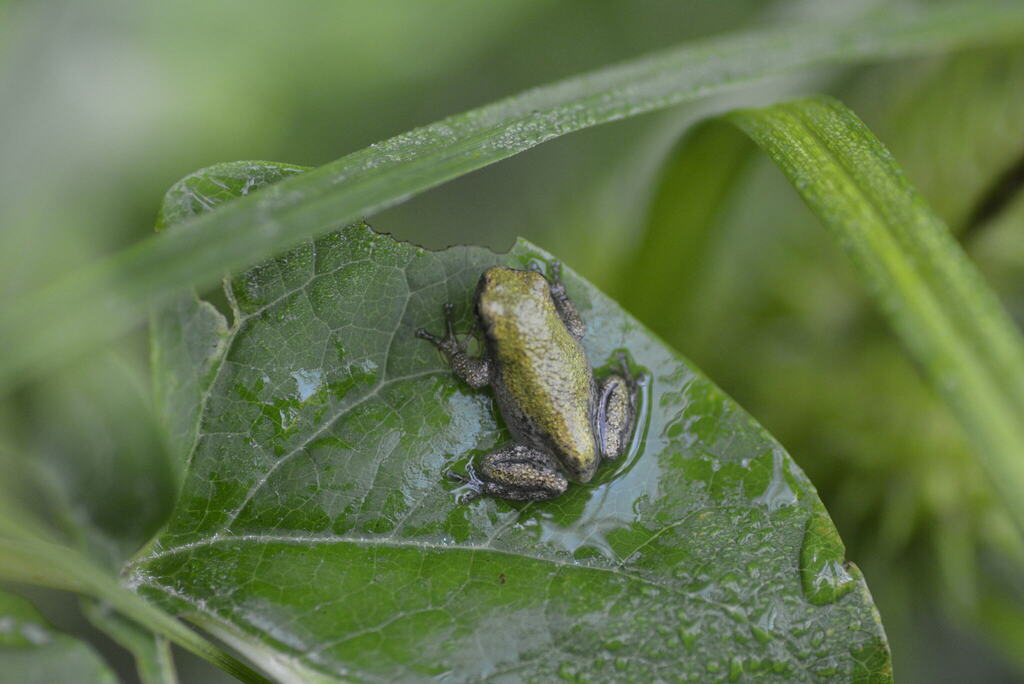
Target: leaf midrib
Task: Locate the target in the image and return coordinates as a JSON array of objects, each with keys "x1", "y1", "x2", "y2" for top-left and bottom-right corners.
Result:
[{"x1": 130, "y1": 531, "x2": 754, "y2": 614}]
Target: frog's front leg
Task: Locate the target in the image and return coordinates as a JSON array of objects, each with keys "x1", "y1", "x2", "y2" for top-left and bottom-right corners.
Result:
[
  {"x1": 536, "y1": 261, "x2": 585, "y2": 341},
  {"x1": 597, "y1": 355, "x2": 637, "y2": 461},
  {"x1": 416, "y1": 303, "x2": 491, "y2": 388},
  {"x1": 449, "y1": 444, "x2": 568, "y2": 502}
]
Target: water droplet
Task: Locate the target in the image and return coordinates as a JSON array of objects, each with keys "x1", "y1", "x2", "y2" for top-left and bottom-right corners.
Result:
[
  {"x1": 799, "y1": 511, "x2": 857, "y2": 604},
  {"x1": 603, "y1": 638, "x2": 626, "y2": 652},
  {"x1": 678, "y1": 626, "x2": 698, "y2": 650},
  {"x1": 729, "y1": 657, "x2": 743, "y2": 681},
  {"x1": 291, "y1": 368, "x2": 323, "y2": 402},
  {"x1": 19, "y1": 623, "x2": 50, "y2": 646},
  {"x1": 755, "y1": 448, "x2": 798, "y2": 511}
]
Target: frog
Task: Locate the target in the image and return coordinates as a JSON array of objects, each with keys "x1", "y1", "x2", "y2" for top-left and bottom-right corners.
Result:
[{"x1": 415, "y1": 261, "x2": 637, "y2": 502}]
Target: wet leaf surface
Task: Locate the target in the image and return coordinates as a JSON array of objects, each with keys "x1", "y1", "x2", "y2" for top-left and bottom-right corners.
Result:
[{"x1": 133, "y1": 162, "x2": 890, "y2": 682}]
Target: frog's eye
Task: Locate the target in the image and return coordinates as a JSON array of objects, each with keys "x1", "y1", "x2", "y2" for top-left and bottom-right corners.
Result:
[{"x1": 481, "y1": 266, "x2": 510, "y2": 288}]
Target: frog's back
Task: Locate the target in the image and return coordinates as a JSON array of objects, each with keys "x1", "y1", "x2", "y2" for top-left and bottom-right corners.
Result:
[{"x1": 479, "y1": 270, "x2": 599, "y2": 482}]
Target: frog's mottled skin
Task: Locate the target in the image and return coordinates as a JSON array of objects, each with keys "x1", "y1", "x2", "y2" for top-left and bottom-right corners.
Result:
[{"x1": 416, "y1": 263, "x2": 636, "y2": 502}]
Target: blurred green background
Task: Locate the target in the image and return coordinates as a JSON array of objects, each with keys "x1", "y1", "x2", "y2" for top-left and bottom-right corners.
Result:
[{"x1": 2, "y1": 0, "x2": 1024, "y2": 681}]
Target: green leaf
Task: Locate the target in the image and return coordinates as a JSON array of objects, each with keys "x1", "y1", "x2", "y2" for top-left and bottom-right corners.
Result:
[
  {"x1": 0, "y1": 589, "x2": 117, "y2": 684},
  {"x1": 132, "y1": 162, "x2": 890, "y2": 682},
  {"x1": 728, "y1": 96, "x2": 1024, "y2": 533},
  {"x1": 5, "y1": 1, "x2": 1024, "y2": 390},
  {"x1": 150, "y1": 162, "x2": 309, "y2": 483},
  {"x1": 616, "y1": 56, "x2": 1024, "y2": 675}
]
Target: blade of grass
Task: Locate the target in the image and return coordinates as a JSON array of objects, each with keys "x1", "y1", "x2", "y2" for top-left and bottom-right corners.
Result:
[
  {"x1": 729, "y1": 96, "x2": 1024, "y2": 534},
  {"x1": 614, "y1": 118, "x2": 755, "y2": 332},
  {"x1": 83, "y1": 601, "x2": 178, "y2": 684},
  {"x1": 0, "y1": 539, "x2": 270, "y2": 684},
  {"x1": 3, "y1": 2, "x2": 1024, "y2": 390}
]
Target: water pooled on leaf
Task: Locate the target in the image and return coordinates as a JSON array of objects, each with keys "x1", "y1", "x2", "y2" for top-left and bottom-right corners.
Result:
[{"x1": 799, "y1": 510, "x2": 858, "y2": 605}]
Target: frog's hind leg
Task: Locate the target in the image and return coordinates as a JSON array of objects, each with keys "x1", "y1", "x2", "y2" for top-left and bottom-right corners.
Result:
[
  {"x1": 416, "y1": 303, "x2": 491, "y2": 388},
  {"x1": 449, "y1": 444, "x2": 568, "y2": 502},
  {"x1": 597, "y1": 354, "x2": 637, "y2": 461}
]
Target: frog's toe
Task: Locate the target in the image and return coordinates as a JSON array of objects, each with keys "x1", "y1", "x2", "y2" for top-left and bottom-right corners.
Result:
[
  {"x1": 415, "y1": 328, "x2": 438, "y2": 342},
  {"x1": 442, "y1": 303, "x2": 460, "y2": 336},
  {"x1": 445, "y1": 468, "x2": 470, "y2": 484},
  {"x1": 456, "y1": 489, "x2": 484, "y2": 504},
  {"x1": 446, "y1": 468, "x2": 484, "y2": 503}
]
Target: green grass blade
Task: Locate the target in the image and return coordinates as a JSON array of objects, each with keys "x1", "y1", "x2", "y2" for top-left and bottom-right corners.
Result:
[
  {"x1": 0, "y1": 534, "x2": 271, "y2": 684},
  {"x1": 4, "y1": 2, "x2": 1024, "y2": 390},
  {"x1": 84, "y1": 600, "x2": 179, "y2": 684},
  {"x1": 0, "y1": 457, "x2": 265, "y2": 681},
  {"x1": 729, "y1": 96, "x2": 1024, "y2": 533},
  {"x1": 613, "y1": 118, "x2": 755, "y2": 332}
]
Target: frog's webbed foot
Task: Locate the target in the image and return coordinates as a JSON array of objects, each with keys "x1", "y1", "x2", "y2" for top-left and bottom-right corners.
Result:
[
  {"x1": 450, "y1": 445, "x2": 568, "y2": 503},
  {"x1": 445, "y1": 466, "x2": 485, "y2": 504},
  {"x1": 597, "y1": 352, "x2": 638, "y2": 461},
  {"x1": 530, "y1": 260, "x2": 585, "y2": 340},
  {"x1": 416, "y1": 303, "x2": 491, "y2": 389}
]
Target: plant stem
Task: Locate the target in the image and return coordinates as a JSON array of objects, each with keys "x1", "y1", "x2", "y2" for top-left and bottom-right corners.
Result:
[{"x1": 0, "y1": 537, "x2": 271, "y2": 684}]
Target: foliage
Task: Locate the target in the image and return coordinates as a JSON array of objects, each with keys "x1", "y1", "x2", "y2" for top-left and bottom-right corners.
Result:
[
  {"x1": 0, "y1": 589, "x2": 117, "y2": 684},
  {"x1": 2, "y1": 1, "x2": 1024, "y2": 682},
  {"x1": 123, "y1": 161, "x2": 886, "y2": 681}
]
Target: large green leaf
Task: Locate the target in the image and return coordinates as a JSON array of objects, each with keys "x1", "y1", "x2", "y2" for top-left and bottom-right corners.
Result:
[
  {"x1": 130, "y1": 163, "x2": 890, "y2": 682},
  {"x1": 0, "y1": 589, "x2": 117, "y2": 684},
  {"x1": 4, "y1": 0, "x2": 1024, "y2": 389}
]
